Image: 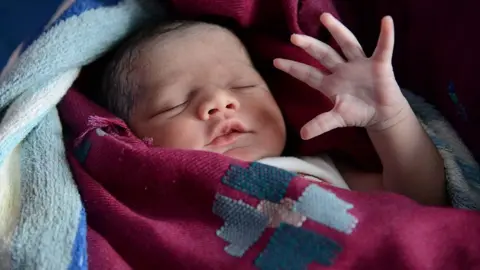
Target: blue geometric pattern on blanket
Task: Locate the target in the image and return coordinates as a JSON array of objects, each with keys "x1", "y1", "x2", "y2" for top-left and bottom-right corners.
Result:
[
  {"x1": 221, "y1": 163, "x2": 296, "y2": 203},
  {"x1": 73, "y1": 140, "x2": 91, "y2": 164},
  {"x1": 255, "y1": 223, "x2": 341, "y2": 270},
  {"x1": 212, "y1": 194, "x2": 269, "y2": 257},
  {"x1": 294, "y1": 185, "x2": 358, "y2": 234},
  {"x1": 215, "y1": 163, "x2": 358, "y2": 268},
  {"x1": 69, "y1": 208, "x2": 88, "y2": 270}
]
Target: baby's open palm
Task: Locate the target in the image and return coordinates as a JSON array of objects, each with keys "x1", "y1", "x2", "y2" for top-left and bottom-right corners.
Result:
[{"x1": 275, "y1": 14, "x2": 408, "y2": 140}]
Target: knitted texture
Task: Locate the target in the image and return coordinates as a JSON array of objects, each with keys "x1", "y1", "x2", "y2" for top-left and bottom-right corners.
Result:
[
  {"x1": 404, "y1": 90, "x2": 480, "y2": 209},
  {"x1": 294, "y1": 184, "x2": 358, "y2": 234},
  {"x1": 0, "y1": 0, "x2": 152, "y2": 268},
  {"x1": 213, "y1": 194, "x2": 269, "y2": 257},
  {"x1": 222, "y1": 163, "x2": 296, "y2": 203},
  {"x1": 214, "y1": 162, "x2": 354, "y2": 268},
  {"x1": 255, "y1": 223, "x2": 341, "y2": 269}
]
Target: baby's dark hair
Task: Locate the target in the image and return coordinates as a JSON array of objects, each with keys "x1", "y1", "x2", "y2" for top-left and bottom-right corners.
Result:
[{"x1": 100, "y1": 20, "x2": 216, "y2": 121}]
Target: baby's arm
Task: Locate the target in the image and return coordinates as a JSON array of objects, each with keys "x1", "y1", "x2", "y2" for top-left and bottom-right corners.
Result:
[
  {"x1": 335, "y1": 108, "x2": 447, "y2": 206},
  {"x1": 367, "y1": 104, "x2": 446, "y2": 205},
  {"x1": 274, "y1": 13, "x2": 446, "y2": 205}
]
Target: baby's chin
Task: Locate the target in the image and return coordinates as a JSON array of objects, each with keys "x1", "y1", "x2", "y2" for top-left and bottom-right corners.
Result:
[{"x1": 221, "y1": 146, "x2": 279, "y2": 162}]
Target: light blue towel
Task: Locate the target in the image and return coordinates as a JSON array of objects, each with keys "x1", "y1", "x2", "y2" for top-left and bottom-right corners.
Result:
[{"x1": 0, "y1": 0, "x2": 159, "y2": 268}]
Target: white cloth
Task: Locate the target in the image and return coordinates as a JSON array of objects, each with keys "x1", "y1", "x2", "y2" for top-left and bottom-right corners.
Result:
[{"x1": 257, "y1": 156, "x2": 349, "y2": 190}]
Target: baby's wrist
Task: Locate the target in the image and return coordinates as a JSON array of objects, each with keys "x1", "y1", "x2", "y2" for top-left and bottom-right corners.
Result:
[{"x1": 367, "y1": 102, "x2": 413, "y2": 133}]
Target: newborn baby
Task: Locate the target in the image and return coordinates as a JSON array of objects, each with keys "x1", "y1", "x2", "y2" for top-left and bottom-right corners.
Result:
[
  {"x1": 100, "y1": 15, "x2": 446, "y2": 205},
  {"x1": 102, "y1": 21, "x2": 285, "y2": 161}
]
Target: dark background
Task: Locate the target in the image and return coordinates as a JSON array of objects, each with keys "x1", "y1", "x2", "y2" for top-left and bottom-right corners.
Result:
[{"x1": 0, "y1": 0, "x2": 62, "y2": 69}]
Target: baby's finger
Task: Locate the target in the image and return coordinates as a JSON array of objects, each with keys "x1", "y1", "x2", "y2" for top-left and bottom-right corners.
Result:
[
  {"x1": 290, "y1": 34, "x2": 345, "y2": 70},
  {"x1": 300, "y1": 111, "x2": 343, "y2": 140},
  {"x1": 372, "y1": 16, "x2": 395, "y2": 62},
  {"x1": 274, "y1": 58, "x2": 325, "y2": 90},
  {"x1": 320, "y1": 13, "x2": 365, "y2": 61}
]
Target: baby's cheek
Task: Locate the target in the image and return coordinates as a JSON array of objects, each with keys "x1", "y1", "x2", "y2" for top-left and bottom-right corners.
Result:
[
  {"x1": 258, "y1": 98, "x2": 284, "y2": 128},
  {"x1": 151, "y1": 120, "x2": 204, "y2": 149}
]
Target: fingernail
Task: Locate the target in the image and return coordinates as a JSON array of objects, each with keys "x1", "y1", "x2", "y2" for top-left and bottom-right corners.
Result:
[{"x1": 300, "y1": 128, "x2": 309, "y2": 140}]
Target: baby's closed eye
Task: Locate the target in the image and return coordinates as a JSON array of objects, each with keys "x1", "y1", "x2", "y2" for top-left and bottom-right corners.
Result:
[
  {"x1": 229, "y1": 76, "x2": 261, "y2": 91},
  {"x1": 151, "y1": 100, "x2": 189, "y2": 118},
  {"x1": 230, "y1": 77, "x2": 266, "y2": 91},
  {"x1": 231, "y1": 84, "x2": 257, "y2": 90}
]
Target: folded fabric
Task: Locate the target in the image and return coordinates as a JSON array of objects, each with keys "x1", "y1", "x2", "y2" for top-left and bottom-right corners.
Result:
[
  {"x1": 60, "y1": 88, "x2": 480, "y2": 269},
  {"x1": 0, "y1": 0, "x2": 155, "y2": 268}
]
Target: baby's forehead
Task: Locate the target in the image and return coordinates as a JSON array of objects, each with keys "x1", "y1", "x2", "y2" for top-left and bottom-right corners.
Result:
[
  {"x1": 126, "y1": 22, "x2": 256, "y2": 93},
  {"x1": 133, "y1": 23, "x2": 250, "y2": 71},
  {"x1": 138, "y1": 22, "x2": 248, "y2": 59},
  {"x1": 163, "y1": 22, "x2": 242, "y2": 42}
]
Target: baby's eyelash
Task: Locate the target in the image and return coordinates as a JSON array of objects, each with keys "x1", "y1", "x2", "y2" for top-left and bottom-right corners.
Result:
[
  {"x1": 154, "y1": 101, "x2": 188, "y2": 117},
  {"x1": 232, "y1": 85, "x2": 257, "y2": 90},
  {"x1": 166, "y1": 101, "x2": 188, "y2": 111}
]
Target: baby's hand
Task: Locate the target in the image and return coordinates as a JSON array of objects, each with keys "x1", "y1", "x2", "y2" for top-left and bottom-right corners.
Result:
[{"x1": 274, "y1": 13, "x2": 409, "y2": 140}]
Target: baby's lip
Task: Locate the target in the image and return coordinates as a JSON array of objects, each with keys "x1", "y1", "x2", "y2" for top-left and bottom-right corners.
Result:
[{"x1": 207, "y1": 120, "x2": 249, "y2": 147}]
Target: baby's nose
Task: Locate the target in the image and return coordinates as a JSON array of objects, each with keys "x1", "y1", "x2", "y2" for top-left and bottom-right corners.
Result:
[{"x1": 198, "y1": 92, "x2": 240, "y2": 120}]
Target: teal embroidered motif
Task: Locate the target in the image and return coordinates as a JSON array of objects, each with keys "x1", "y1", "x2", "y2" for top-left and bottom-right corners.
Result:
[
  {"x1": 294, "y1": 184, "x2": 358, "y2": 234},
  {"x1": 214, "y1": 162, "x2": 357, "y2": 269},
  {"x1": 257, "y1": 198, "x2": 306, "y2": 228},
  {"x1": 213, "y1": 194, "x2": 269, "y2": 257},
  {"x1": 221, "y1": 163, "x2": 295, "y2": 203},
  {"x1": 255, "y1": 223, "x2": 341, "y2": 269}
]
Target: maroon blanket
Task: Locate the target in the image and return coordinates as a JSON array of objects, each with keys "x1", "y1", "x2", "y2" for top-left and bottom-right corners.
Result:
[
  {"x1": 58, "y1": 0, "x2": 480, "y2": 269},
  {"x1": 61, "y1": 90, "x2": 480, "y2": 269}
]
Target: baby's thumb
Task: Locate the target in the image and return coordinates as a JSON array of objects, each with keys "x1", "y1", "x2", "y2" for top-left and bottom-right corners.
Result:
[
  {"x1": 300, "y1": 111, "x2": 343, "y2": 140},
  {"x1": 372, "y1": 16, "x2": 394, "y2": 62}
]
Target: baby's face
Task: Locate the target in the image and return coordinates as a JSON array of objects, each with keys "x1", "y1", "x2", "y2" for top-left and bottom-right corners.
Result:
[{"x1": 128, "y1": 25, "x2": 286, "y2": 161}]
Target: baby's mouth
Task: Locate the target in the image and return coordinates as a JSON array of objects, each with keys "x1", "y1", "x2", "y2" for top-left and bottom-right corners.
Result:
[
  {"x1": 209, "y1": 130, "x2": 244, "y2": 147},
  {"x1": 207, "y1": 120, "x2": 250, "y2": 147}
]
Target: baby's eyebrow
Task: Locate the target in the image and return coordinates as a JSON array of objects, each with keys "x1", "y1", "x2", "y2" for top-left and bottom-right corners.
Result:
[
  {"x1": 143, "y1": 73, "x2": 182, "y2": 91},
  {"x1": 136, "y1": 78, "x2": 178, "y2": 105},
  {"x1": 150, "y1": 80, "x2": 176, "y2": 90}
]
